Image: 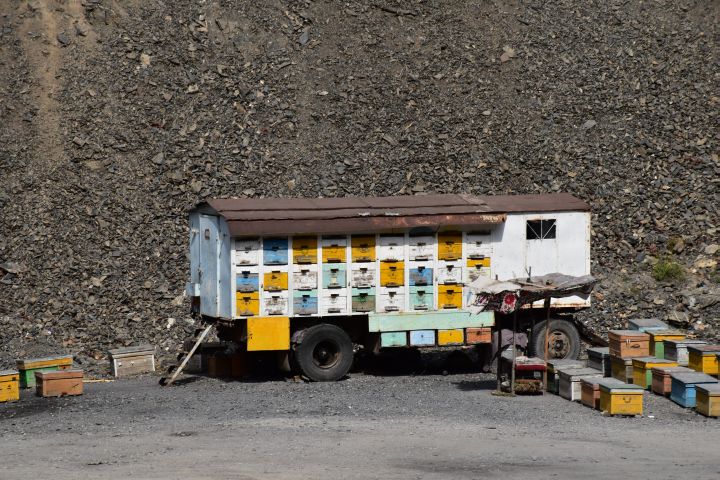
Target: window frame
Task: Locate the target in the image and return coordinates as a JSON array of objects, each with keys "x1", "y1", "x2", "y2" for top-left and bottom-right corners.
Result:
[{"x1": 526, "y1": 219, "x2": 557, "y2": 240}]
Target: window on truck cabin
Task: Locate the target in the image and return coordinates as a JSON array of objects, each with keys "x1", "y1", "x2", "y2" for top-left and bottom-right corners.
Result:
[{"x1": 526, "y1": 219, "x2": 556, "y2": 240}]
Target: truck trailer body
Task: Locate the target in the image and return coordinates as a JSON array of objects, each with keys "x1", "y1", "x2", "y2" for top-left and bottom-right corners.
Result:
[{"x1": 187, "y1": 193, "x2": 591, "y2": 380}]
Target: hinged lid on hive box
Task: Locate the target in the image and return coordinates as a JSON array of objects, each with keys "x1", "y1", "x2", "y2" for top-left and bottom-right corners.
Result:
[
  {"x1": 670, "y1": 372, "x2": 717, "y2": 385},
  {"x1": 696, "y1": 383, "x2": 720, "y2": 396},
  {"x1": 687, "y1": 344, "x2": 720, "y2": 355},
  {"x1": 108, "y1": 345, "x2": 156, "y2": 378},
  {"x1": 627, "y1": 318, "x2": 668, "y2": 333},
  {"x1": 546, "y1": 359, "x2": 585, "y2": 373},
  {"x1": 558, "y1": 367, "x2": 602, "y2": 380},
  {"x1": 608, "y1": 330, "x2": 650, "y2": 358},
  {"x1": 16, "y1": 355, "x2": 73, "y2": 370},
  {"x1": 597, "y1": 378, "x2": 642, "y2": 392},
  {"x1": 0, "y1": 370, "x2": 19, "y2": 381}
]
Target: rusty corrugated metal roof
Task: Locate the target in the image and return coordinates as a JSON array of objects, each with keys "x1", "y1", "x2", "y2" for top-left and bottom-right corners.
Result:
[{"x1": 192, "y1": 193, "x2": 589, "y2": 237}]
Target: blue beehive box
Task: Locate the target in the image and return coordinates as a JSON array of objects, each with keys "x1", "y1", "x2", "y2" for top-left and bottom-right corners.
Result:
[
  {"x1": 263, "y1": 238, "x2": 288, "y2": 265},
  {"x1": 409, "y1": 267, "x2": 433, "y2": 286},
  {"x1": 409, "y1": 330, "x2": 435, "y2": 346},
  {"x1": 669, "y1": 372, "x2": 717, "y2": 408},
  {"x1": 236, "y1": 272, "x2": 259, "y2": 292},
  {"x1": 322, "y1": 264, "x2": 347, "y2": 288},
  {"x1": 293, "y1": 290, "x2": 318, "y2": 315}
]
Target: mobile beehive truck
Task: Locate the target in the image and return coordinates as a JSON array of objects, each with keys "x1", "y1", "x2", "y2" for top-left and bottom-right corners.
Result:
[{"x1": 186, "y1": 193, "x2": 591, "y2": 381}]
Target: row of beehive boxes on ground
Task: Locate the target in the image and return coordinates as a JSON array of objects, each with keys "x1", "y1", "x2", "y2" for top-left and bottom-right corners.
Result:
[
  {"x1": 233, "y1": 233, "x2": 492, "y2": 317},
  {"x1": 546, "y1": 321, "x2": 720, "y2": 417},
  {"x1": 0, "y1": 356, "x2": 84, "y2": 403},
  {"x1": 379, "y1": 327, "x2": 491, "y2": 348}
]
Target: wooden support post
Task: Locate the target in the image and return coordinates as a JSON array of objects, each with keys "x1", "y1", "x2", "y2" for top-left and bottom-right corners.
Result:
[
  {"x1": 511, "y1": 310, "x2": 517, "y2": 395},
  {"x1": 496, "y1": 324, "x2": 502, "y2": 392},
  {"x1": 543, "y1": 297, "x2": 551, "y2": 389}
]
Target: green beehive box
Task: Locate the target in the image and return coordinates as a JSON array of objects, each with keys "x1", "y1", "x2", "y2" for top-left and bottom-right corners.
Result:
[{"x1": 16, "y1": 355, "x2": 73, "y2": 388}]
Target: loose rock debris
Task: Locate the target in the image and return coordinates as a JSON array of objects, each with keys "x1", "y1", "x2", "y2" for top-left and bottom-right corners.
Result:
[{"x1": 0, "y1": 1, "x2": 718, "y2": 373}]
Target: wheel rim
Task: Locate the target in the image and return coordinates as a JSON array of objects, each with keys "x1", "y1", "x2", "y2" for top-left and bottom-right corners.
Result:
[
  {"x1": 547, "y1": 330, "x2": 571, "y2": 358},
  {"x1": 312, "y1": 340, "x2": 341, "y2": 369}
]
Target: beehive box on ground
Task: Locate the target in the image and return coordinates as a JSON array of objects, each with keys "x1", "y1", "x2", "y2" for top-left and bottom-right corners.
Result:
[
  {"x1": 631, "y1": 357, "x2": 678, "y2": 389},
  {"x1": 598, "y1": 379, "x2": 644, "y2": 416},
  {"x1": 559, "y1": 368, "x2": 603, "y2": 401},
  {"x1": 695, "y1": 383, "x2": 720, "y2": 417},
  {"x1": 651, "y1": 366, "x2": 693, "y2": 397},
  {"x1": 608, "y1": 330, "x2": 650, "y2": 358},
  {"x1": 687, "y1": 345, "x2": 720, "y2": 375},
  {"x1": 35, "y1": 370, "x2": 83, "y2": 397},
  {"x1": 16, "y1": 355, "x2": 73, "y2": 388},
  {"x1": 108, "y1": 345, "x2": 155, "y2": 378},
  {"x1": 546, "y1": 359, "x2": 585, "y2": 394},
  {"x1": 610, "y1": 355, "x2": 634, "y2": 383},
  {"x1": 663, "y1": 339, "x2": 707, "y2": 365},
  {"x1": 627, "y1": 318, "x2": 669, "y2": 333},
  {"x1": 0, "y1": 370, "x2": 20, "y2": 403},
  {"x1": 587, "y1": 347, "x2": 610, "y2": 376},
  {"x1": 669, "y1": 372, "x2": 717, "y2": 408},
  {"x1": 648, "y1": 330, "x2": 685, "y2": 359},
  {"x1": 580, "y1": 377, "x2": 601, "y2": 409}
]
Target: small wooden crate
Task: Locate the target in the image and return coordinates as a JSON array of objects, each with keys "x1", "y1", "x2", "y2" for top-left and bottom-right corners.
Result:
[
  {"x1": 669, "y1": 372, "x2": 717, "y2": 408},
  {"x1": 608, "y1": 330, "x2": 650, "y2": 358},
  {"x1": 687, "y1": 345, "x2": 720, "y2": 376},
  {"x1": 627, "y1": 318, "x2": 668, "y2": 333},
  {"x1": 663, "y1": 339, "x2": 707, "y2": 365},
  {"x1": 648, "y1": 330, "x2": 685, "y2": 359},
  {"x1": 35, "y1": 370, "x2": 83, "y2": 397},
  {"x1": 631, "y1": 357, "x2": 678, "y2": 389},
  {"x1": 546, "y1": 359, "x2": 585, "y2": 394},
  {"x1": 580, "y1": 378, "x2": 601, "y2": 409},
  {"x1": 0, "y1": 370, "x2": 20, "y2": 403},
  {"x1": 695, "y1": 383, "x2": 720, "y2": 417},
  {"x1": 559, "y1": 368, "x2": 603, "y2": 401},
  {"x1": 599, "y1": 379, "x2": 644, "y2": 416},
  {"x1": 16, "y1": 355, "x2": 73, "y2": 388},
  {"x1": 587, "y1": 347, "x2": 610, "y2": 376},
  {"x1": 651, "y1": 366, "x2": 693, "y2": 396},
  {"x1": 610, "y1": 355, "x2": 634, "y2": 383},
  {"x1": 465, "y1": 327, "x2": 491, "y2": 344},
  {"x1": 108, "y1": 345, "x2": 155, "y2": 378}
]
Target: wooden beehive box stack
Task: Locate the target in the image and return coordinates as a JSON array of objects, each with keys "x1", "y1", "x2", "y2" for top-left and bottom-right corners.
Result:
[
  {"x1": 669, "y1": 372, "x2": 717, "y2": 408},
  {"x1": 580, "y1": 377, "x2": 601, "y2": 410},
  {"x1": 687, "y1": 345, "x2": 720, "y2": 376},
  {"x1": 648, "y1": 330, "x2": 685, "y2": 359},
  {"x1": 558, "y1": 367, "x2": 603, "y2": 402},
  {"x1": 0, "y1": 370, "x2": 20, "y2": 403},
  {"x1": 631, "y1": 357, "x2": 678, "y2": 390},
  {"x1": 610, "y1": 355, "x2": 634, "y2": 384},
  {"x1": 651, "y1": 366, "x2": 693, "y2": 397},
  {"x1": 108, "y1": 345, "x2": 155, "y2": 378},
  {"x1": 663, "y1": 339, "x2": 707, "y2": 365},
  {"x1": 587, "y1": 347, "x2": 610, "y2": 377},
  {"x1": 35, "y1": 370, "x2": 83, "y2": 397},
  {"x1": 16, "y1": 355, "x2": 73, "y2": 389},
  {"x1": 546, "y1": 359, "x2": 585, "y2": 394},
  {"x1": 695, "y1": 383, "x2": 720, "y2": 417},
  {"x1": 598, "y1": 378, "x2": 644, "y2": 416}
]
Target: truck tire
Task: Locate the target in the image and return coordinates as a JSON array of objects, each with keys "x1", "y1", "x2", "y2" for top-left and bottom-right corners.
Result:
[
  {"x1": 292, "y1": 324, "x2": 354, "y2": 381},
  {"x1": 530, "y1": 318, "x2": 581, "y2": 360}
]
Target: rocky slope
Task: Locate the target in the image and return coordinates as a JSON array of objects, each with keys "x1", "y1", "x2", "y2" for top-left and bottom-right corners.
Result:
[{"x1": 0, "y1": 0, "x2": 718, "y2": 371}]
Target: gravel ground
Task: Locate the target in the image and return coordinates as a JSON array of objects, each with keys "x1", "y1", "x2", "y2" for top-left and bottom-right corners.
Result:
[{"x1": 2, "y1": 368, "x2": 718, "y2": 480}]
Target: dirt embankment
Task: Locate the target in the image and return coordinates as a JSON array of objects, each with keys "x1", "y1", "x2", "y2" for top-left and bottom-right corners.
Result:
[{"x1": 0, "y1": 1, "x2": 718, "y2": 371}]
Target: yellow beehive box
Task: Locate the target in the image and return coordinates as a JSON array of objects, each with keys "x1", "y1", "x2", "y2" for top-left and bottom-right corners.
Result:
[
  {"x1": 263, "y1": 271, "x2": 288, "y2": 291},
  {"x1": 437, "y1": 285, "x2": 462, "y2": 309},
  {"x1": 688, "y1": 345, "x2": 720, "y2": 375},
  {"x1": 438, "y1": 232, "x2": 462, "y2": 260},
  {"x1": 695, "y1": 384, "x2": 720, "y2": 418},
  {"x1": 632, "y1": 357, "x2": 678, "y2": 389},
  {"x1": 351, "y1": 235, "x2": 376, "y2": 262},
  {"x1": 0, "y1": 370, "x2": 20, "y2": 403},
  {"x1": 236, "y1": 291, "x2": 260, "y2": 316},
  {"x1": 292, "y1": 237, "x2": 317, "y2": 264},
  {"x1": 438, "y1": 328, "x2": 464, "y2": 346},
  {"x1": 599, "y1": 380, "x2": 644, "y2": 416},
  {"x1": 379, "y1": 261, "x2": 404, "y2": 287}
]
